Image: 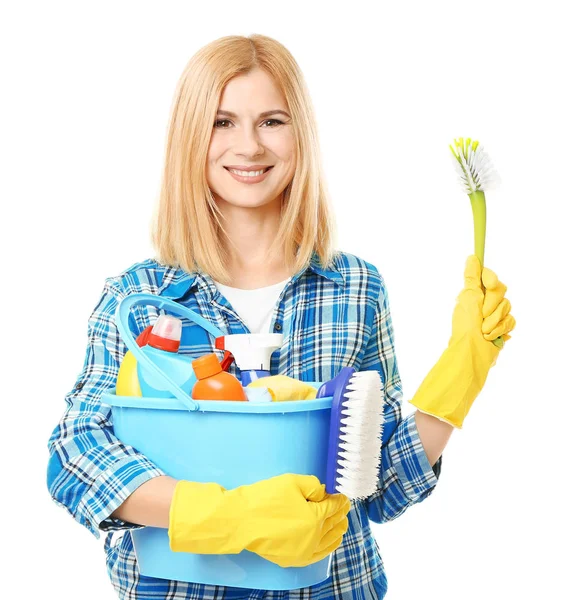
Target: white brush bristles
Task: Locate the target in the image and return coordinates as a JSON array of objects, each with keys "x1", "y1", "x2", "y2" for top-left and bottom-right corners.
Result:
[
  {"x1": 335, "y1": 370, "x2": 385, "y2": 500},
  {"x1": 451, "y1": 143, "x2": 501, "y2": 195}
]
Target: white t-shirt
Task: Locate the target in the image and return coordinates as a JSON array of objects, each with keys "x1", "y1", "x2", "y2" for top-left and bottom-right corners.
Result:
[{"x1": 212, "y1": 277, "x2": 291, "y2": 334}]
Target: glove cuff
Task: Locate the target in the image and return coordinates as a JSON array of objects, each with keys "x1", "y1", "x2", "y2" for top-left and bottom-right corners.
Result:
[
  {"x1": 409, "y1": 339, "x2": 492, "y2": 428},
  {"x1": 168, "y1": 480, "x2": 245, "y2": 555}
]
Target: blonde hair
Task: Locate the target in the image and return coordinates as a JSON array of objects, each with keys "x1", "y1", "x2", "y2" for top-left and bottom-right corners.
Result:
[{"x1": 151, "y1": 34, "x2": 339, "y2": 284}]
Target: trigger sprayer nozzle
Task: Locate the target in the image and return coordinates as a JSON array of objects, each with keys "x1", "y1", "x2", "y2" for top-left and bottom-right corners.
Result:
[{"x1": 215, "y1": 333, "x2": 283, "y2": 372}]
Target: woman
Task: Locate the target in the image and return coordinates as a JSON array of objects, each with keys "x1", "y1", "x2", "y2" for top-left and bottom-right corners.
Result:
[{"x1": 47, "y1": 34, "x2": 515, "y2": 599}]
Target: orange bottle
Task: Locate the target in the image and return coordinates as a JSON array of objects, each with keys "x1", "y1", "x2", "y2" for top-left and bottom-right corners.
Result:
[{"x1": 191, "y1": 353, "x2": 248, "y2": 401}]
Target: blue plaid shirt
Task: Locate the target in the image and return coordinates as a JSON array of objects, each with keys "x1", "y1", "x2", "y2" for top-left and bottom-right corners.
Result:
[{"x1": 47, "y1": 250, "x2": 441, "y2": 600}]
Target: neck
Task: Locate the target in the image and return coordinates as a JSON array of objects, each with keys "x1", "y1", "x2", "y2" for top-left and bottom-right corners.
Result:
[{"x1": 216, "y1": 198, "x2": 293, "y2": 288}]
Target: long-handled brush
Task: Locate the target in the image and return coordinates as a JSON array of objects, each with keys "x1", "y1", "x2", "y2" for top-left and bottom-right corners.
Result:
[
  {"x1": 449, "y1": 137, "x2": 504, "y2": 348},
  {"x1": 317, "y1": 367, "x2": 385, "y2": 500}
]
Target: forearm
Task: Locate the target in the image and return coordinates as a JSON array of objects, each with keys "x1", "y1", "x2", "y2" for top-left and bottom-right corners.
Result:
[
  {"x1": 110, "y1": 475, "x2": 179, "y2": 528},
  {"x1": 414, "y1": 410, "x2": 453, "y2": 466}
]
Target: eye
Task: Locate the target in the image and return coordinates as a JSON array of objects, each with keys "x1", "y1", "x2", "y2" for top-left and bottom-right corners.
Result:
[
  {"x1": 262, "y1": 119, "x2": 284, "y2": 127},
  {"x1": 213, "y1": 118, "x2": 286, "y2": 129}
]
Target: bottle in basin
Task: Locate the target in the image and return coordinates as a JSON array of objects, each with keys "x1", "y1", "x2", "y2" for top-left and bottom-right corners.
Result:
[
  {"x1": 215, "y1": 333, "x2": 283, "y2": 386},
  {"x1": 191, "y1": 353, "x2": 247, "y2": 401},
  {"x1": 116, "y1": 315, "x2": 195, "y2": 398}
]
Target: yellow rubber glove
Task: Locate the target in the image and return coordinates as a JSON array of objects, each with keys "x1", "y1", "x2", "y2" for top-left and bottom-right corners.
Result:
[
  {"x1": 408, "y1": 255, "x2": 516, "y2": 428},
  {"x1": 481, "y1": 266, "x2": 514, "y2": 342},
  {"x1": 169, "y1": 473, "x2": 350, "y2": 568},
  {"x1": 247, "y1": 375, "x2": 317, "y2": 402}
]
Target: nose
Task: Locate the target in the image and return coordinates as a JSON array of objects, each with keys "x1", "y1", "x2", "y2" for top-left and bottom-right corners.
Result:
[{"x1": 233, "y1": 122, "x2": 264, "y2": 157}]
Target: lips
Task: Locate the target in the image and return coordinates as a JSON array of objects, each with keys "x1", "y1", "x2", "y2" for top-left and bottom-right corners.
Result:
[
  {"x1": 224, "y1": 165, "x2": 274, "y2": 184},
  {"x1": 224, "y1": 166, "x2": 273, "y2": 173}
]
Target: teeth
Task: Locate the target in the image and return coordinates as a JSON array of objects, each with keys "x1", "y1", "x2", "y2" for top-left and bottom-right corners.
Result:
[{"x1": 228, "y1": 168, "x2": 267, "y2": 177}]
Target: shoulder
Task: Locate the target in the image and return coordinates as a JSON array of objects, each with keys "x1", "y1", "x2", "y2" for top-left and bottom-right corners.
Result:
[
  {"x1": 331, "y1": 250, "x2": 387, "y2": 299},
  {"x1": 88, "y1": 258, "x2": 189, "y2": 334},
  {"x1": 102, "y1": 258, "x2": 188, "y2": 297}
]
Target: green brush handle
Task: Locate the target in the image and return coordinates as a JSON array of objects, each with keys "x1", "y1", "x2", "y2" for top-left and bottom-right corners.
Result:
[{"x1": 469, "y1": 191, "x2": 503, "y2": 349}]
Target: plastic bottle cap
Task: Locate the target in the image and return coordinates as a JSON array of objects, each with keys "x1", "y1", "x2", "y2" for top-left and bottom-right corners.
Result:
[
  {"x1": 135, "y1": 325, "x2": 153, "y2": 347},
  {"x1": 192, "y1": 353, "x2": 222, "y2": 380},
  {"x1": 148, "y1": 315, "x2": 182, "y2": 352}
]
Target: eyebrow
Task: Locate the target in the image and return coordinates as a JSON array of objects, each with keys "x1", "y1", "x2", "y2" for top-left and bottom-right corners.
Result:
[{"x1": 216, "y1": 109, "x2": 291, "y2": 119}]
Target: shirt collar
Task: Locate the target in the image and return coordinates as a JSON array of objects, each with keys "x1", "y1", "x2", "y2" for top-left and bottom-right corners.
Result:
[{"x1": 158, "y1": 251, "x2": 345, "y2": 301}]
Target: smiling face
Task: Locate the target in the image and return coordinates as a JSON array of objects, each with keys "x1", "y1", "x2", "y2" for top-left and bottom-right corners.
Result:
[{"x1": 206, "y1": 68, "x2": 297, "y2": 210}]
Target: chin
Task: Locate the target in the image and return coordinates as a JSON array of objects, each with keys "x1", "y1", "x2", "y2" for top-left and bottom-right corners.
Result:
[{"x1": 214, "y1": 192, "x2": 281, "y2": 210}]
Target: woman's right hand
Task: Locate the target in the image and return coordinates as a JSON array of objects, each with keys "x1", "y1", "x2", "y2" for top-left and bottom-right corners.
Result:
[{"x1": 169, "y1": 473, "x2": 351, "y2": 568}]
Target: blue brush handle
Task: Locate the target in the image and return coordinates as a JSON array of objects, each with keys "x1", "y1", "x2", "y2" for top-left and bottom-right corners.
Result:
[
  {"x1": 318, "y1": 366, "x2": 356, "y2": 494},
  {"x1": 115, "y1": 293, "x2": 225, "y2": 412}
]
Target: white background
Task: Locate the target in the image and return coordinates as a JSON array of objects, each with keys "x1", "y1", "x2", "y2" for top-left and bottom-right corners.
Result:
[{"x1": 2, "y1": 1, "x2": 568, "y2": 598}]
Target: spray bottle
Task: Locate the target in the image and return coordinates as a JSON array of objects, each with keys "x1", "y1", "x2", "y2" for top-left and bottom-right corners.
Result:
[{"x1": 214, "y1": 333, "x2": 283, "y2": 386}]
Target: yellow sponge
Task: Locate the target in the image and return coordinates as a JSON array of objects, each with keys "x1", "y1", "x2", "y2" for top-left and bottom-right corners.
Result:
[{"x1": 247, "y1": 375, "x2": 317, "y2": 402}]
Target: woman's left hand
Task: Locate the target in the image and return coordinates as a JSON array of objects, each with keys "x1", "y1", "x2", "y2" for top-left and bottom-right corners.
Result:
[
  {"x1": 481, "y1": 265, "x2": 516, "y2": 342},
  {"x1": 409, "y1": 255, "x2": 516, "y2": 428}
]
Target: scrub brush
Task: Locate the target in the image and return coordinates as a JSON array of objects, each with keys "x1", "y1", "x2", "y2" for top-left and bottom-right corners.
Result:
[
  {"x1": 317, "y1": 367, "x2": 385, "y2": 500},
  {"x1": 449, "y1": 137, "x2": 504, "y2": 348}
]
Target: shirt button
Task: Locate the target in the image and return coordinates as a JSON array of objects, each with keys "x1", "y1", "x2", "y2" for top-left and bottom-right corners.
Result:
[
  {"x1": 75, "y1": 382, "x2": 84, "y2": 391},
  {"x1": 274, "y1": 323, "x2": 282, "y2": 332}
]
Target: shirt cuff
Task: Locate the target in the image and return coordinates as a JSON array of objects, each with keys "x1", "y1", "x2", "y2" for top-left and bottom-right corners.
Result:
[
  {"x1": 387, "y1": 412, "x2": 441, "y2": 504},
  {"x1": 76, "y1": 456, "x2": 168, "y2": 538}
]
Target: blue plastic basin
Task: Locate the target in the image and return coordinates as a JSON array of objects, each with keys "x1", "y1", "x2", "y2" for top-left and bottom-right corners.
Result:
[{"x1": 102, "y1": 389, "x2": 335, "y2": 590}]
